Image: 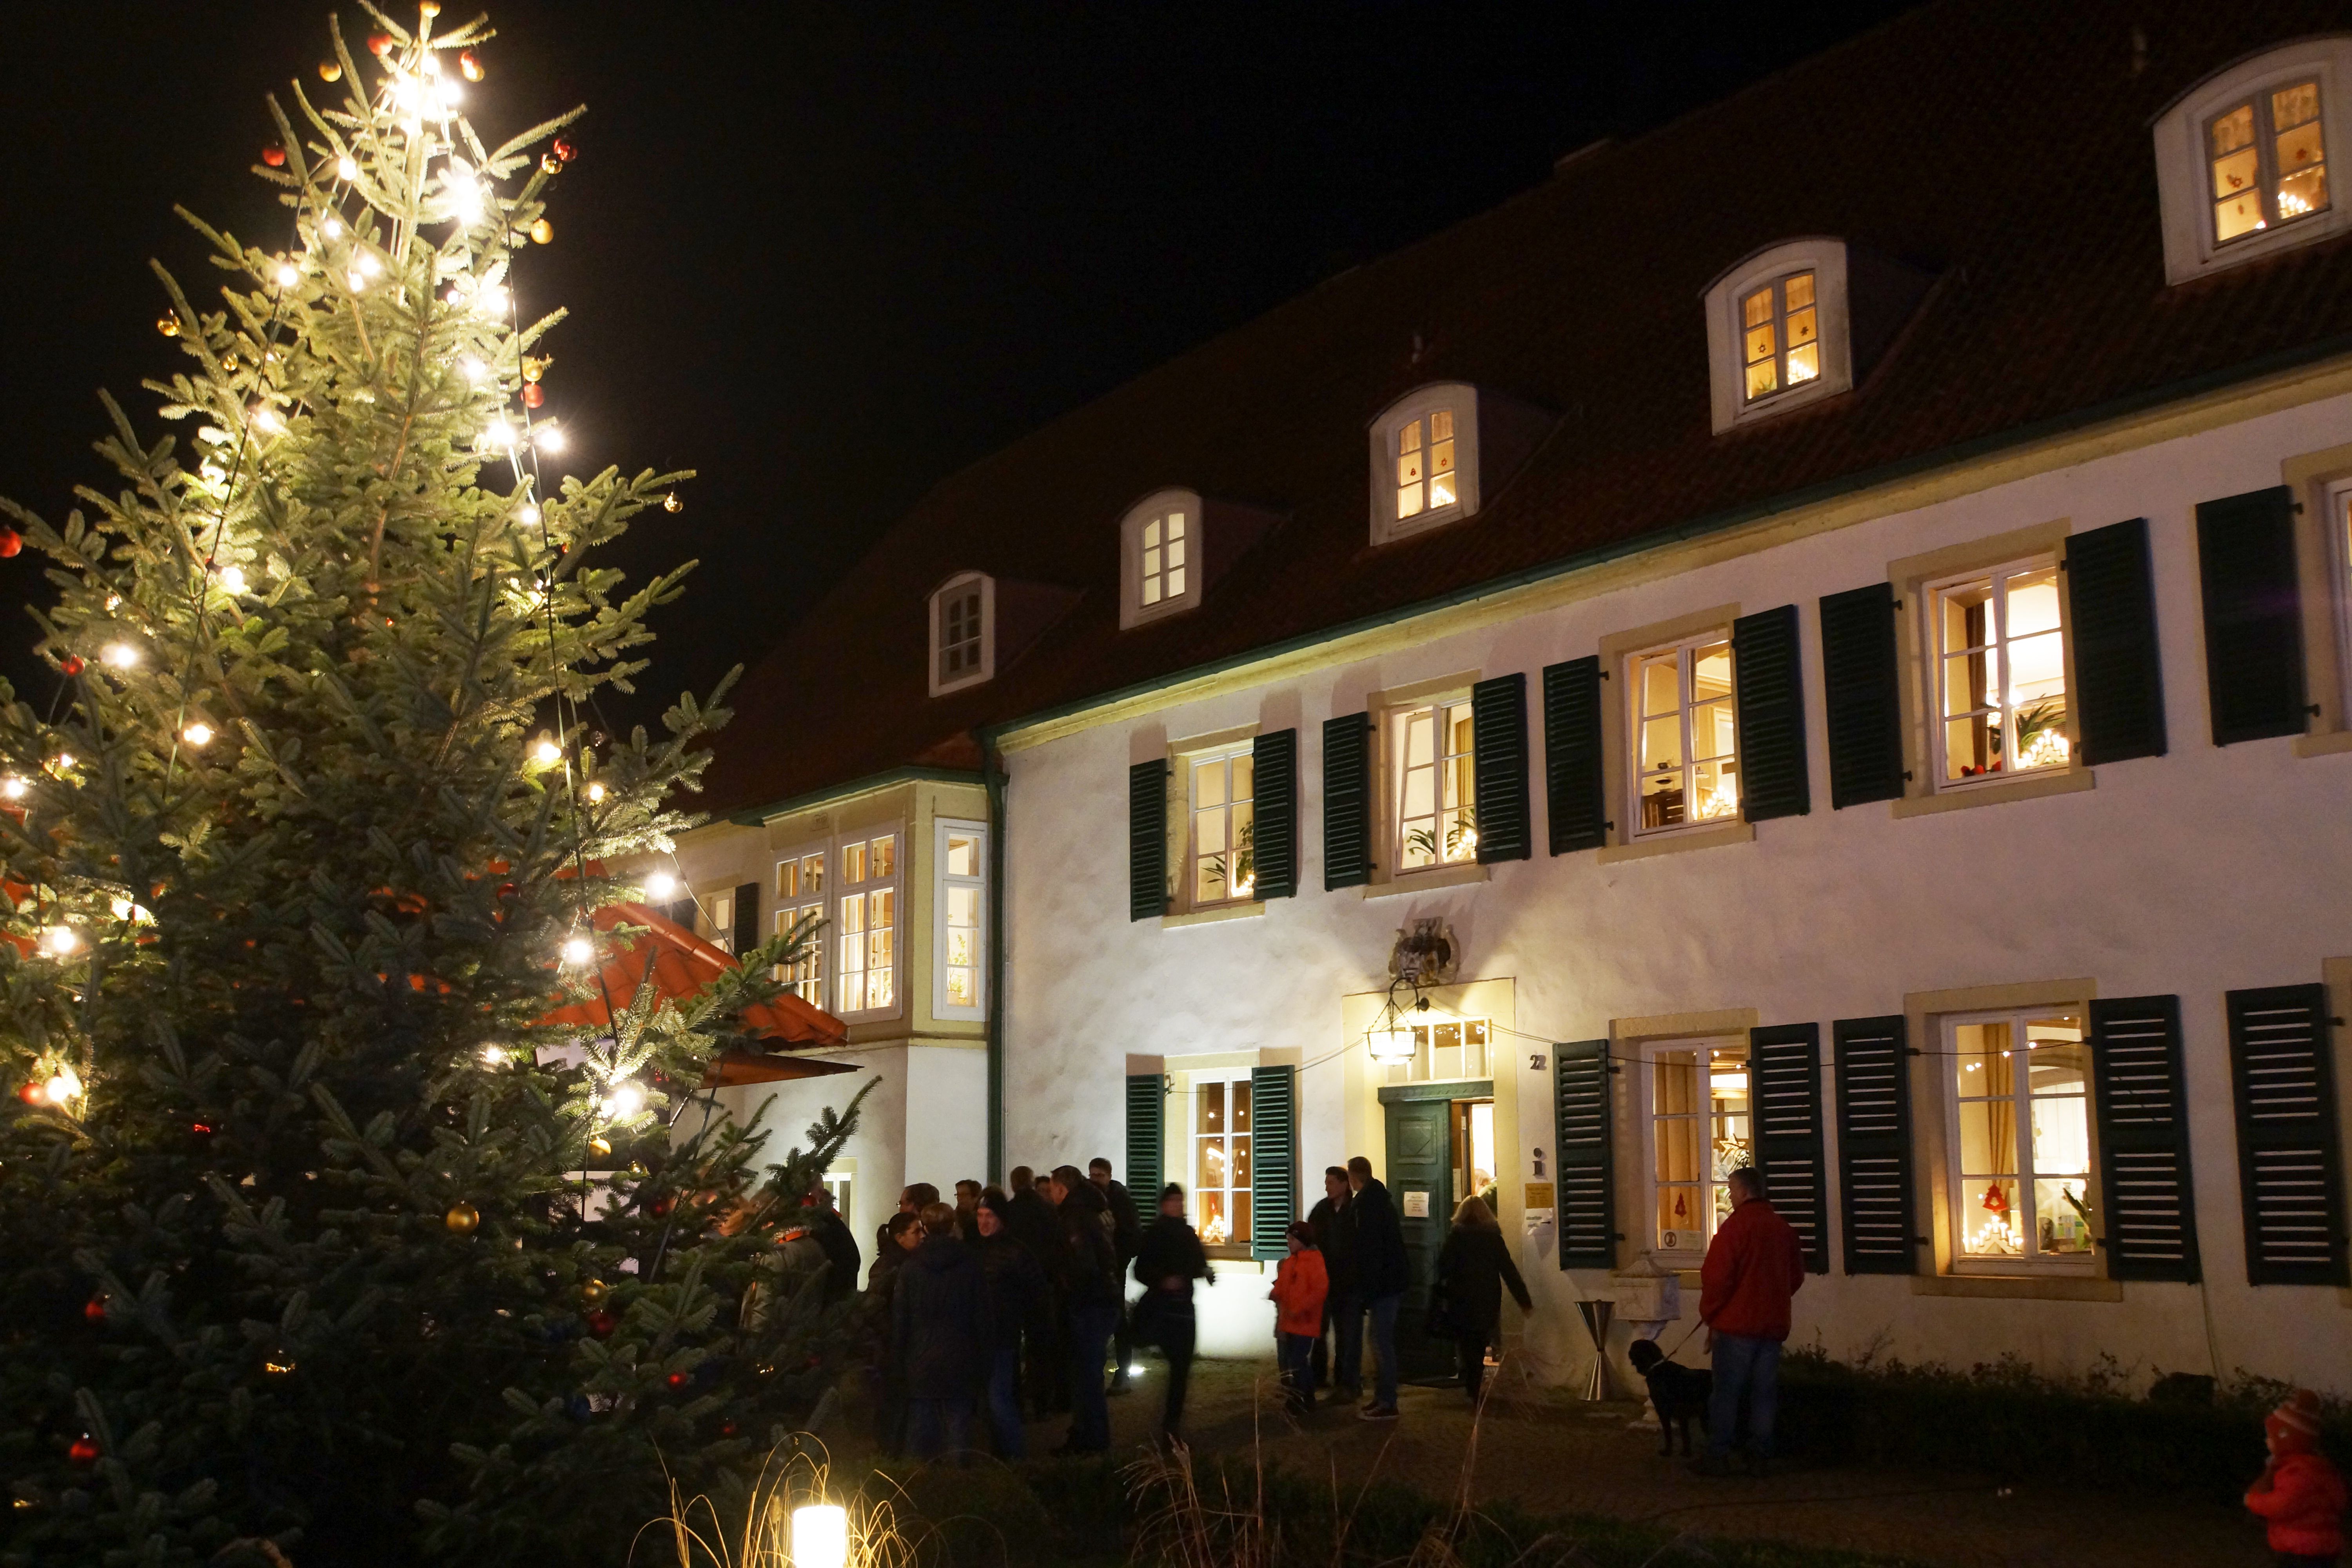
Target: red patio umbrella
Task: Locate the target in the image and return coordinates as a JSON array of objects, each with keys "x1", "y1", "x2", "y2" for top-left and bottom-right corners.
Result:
[{"x1": 539, "y1": 900, "x2": 849, "y2": 1048}]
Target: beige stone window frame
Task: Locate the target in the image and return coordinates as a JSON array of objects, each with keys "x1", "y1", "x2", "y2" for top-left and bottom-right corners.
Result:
[
  {"x1": 1594, "y1": 606, "x2": 1755, "y2": 864},
  {"x1": 1364, "y1": 671, "x2": 1490, "y2": 894},
  {"x1": 1888, "y1": 520, "x2": 2095, "y2": 819},
  {"x1": 2282, "y1": 441, "x2": 2352, "y2": 758},
  {"x1": 1607, "y1": 1006, "x2": 1759, "y2": 1278},
  {"x1": 1158, "y1": 722, "x2": 1268, "y2": 927}
]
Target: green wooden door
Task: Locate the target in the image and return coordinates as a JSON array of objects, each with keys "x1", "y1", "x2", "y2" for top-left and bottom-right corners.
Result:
[{"x1": 1380, "y1": 1082, "x2": 1490, "y2": 1380}]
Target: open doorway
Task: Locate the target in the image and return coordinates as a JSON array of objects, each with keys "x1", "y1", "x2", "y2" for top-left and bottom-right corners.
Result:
[{"x1": 1379, "y1": 1080, "x2": 1497, "y2": 1380}]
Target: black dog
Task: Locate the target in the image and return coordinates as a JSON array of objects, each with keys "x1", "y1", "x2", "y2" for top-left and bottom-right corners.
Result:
[{"x1": 1627, "y1": 1338, "x2": 1711, "y2": 1457}]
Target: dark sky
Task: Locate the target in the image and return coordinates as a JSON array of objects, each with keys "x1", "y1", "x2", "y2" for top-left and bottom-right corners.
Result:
[{"x1": 0, "y1": 2, "x2": 1916, "y2": 734}]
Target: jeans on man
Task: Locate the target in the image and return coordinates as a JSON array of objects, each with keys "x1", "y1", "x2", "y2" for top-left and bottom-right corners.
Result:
[
  {"x1": 906, "y1": 1396, "x2": 973, "y2": 1462},
  {"x1": 1366, "y1": 1291, "x2": 1403, "y2": 1409},
  {"x1": 983, "y1": 1344, "x2": 1025, "y2": 1459},
  {"x1": 1277, "y1": 1332, "x2": 1317, "y2": 1409},
  {"x1": 1327, "y1": 1290, "x2": 1364, "y2": 1396},
  {"x1": 1064, "y1": 1301, "x2": 1120, "y2": 1451},
  {"x1": 1706, "y1": 1332, "x2": 1782, "y2": 1461}
]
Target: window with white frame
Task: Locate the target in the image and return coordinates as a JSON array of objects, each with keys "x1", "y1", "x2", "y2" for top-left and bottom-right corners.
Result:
[
  {"x1": 706, "y1": 889, "x2": 736, "y2": 955},
  {"x1": 934, "y1": 819, "x2": 986, "y2": 1020},
  {"x1": 1644, "y1": 1038, "x2": 1752, "y2": 1256},
  {"x1": 1368, "y1": 384, "x2": 1482, "y2": 545},
  {"x1": 1192, "y1": 1073, "x2": 1251, "y2": 1250},
  {"x1": 1186, "y1": 747, "x2": 1256, "y2": 906},
  {"x1": 1945, "y1": 1008, "x2": 2094, "y2": 1270},
  {"x1": 2152, "y1": 39, "x2": 2352, "y2": 284},
  {"x1": 928, "y1": 573, "x2": 993, "y2": 697},
  {"x1": 1629, "y1": 633, "x2": 1739, "y2": 835},
  {"x1": 1376, "y1": 1017, "x2": 1491, "y2": 1086},
  {"x1": 1391, "y1": 699, "x2": 1477, "y2": 871},
  {"x1": 835, "y1": 829, "x2": 899, "y2": 1016},
  {"x1": 1702, "y1": 238, "x2": 1853, "y2": 432},
  {"x1": 773, "y1": 849, "x2": 826, "y2": 1005},
  {"x1": 1739, "y1": 271, "x2": 1820, "y2": 406},
  {"x1": 1928, "y1": 557, "x2": 2070, "y2": 787},
  {"x1": 1120, "y1": 489, "x2": 1201, "y2": 629}
]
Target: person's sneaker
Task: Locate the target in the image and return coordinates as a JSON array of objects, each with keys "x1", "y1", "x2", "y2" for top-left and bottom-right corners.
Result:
[
  {"x1": 1357, "y1": 1403, "x2": 1400, "y2": 1421},
  {"x1": 1688, "y1": 1453, "x2": 1736, "y2": 1477}
]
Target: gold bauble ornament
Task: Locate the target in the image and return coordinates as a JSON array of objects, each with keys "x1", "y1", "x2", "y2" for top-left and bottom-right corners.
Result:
[
  {"x1": 530, "y1": 218, "x2": 553, "y2": 245},
  {"x1": 156, "y1": 314, "x2": 180, "y2": 338},
  {"x1": 541, "y1": 153, "x2": 563, "y2": 175},
  {"x1": 419, "y1": 0, "x2": 441, "y2": 16},
  {"x1": 663, "y1": 492, "x2": 682, "y2": 514},
  {"x1": 319, "y1": 60, "x2": 342, "y2": 83},
  {"x1": 580, "y1": 1278, "x2": 609, "y2": 1305},
  {"x1": 444, "y1": 1201, "x2": 480, "y2": 1234}
]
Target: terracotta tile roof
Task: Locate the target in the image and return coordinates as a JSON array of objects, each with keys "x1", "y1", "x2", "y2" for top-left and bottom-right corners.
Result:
[{"x1": 699, "y1": 0, "x2": 2352, "y2": 818}]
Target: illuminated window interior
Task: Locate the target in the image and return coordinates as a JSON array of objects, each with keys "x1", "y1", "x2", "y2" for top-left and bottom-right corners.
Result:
[
  {"x1": 1140, "y1": 507, "x2": 1189, "y2": 609},
  {"x1": 708, "y1": 890, "x2": 734, "y2": 955},
  {"x1": 2209, "y1": 80, "x2": 2329, "y2": 244},
  {"x1": 836, "y1": 833, "x2": 896, "y2": 1013},
  {"x1": 1189, "y1": 748, "x2": 1255, "y2": 905},
  {"x1": 1949, "y1": 1011, "x2": 2092, "y2": 1267},
  {"x1": 1931, "y1": 558, "x2": 2068, "y2": 786},
  {"x1": 1379, "y1": 1018, "x2": 1492, "y2": 1085},
  {"x1": 1394, "y1": 700, "x2": 1477, "y2": 870},
  {"x1": 1395, "y1": 408, "x2": 1459, "y2": 522},
  {"x1": 1632, "y1": 634, "x2": 1739, "y2": 834},
  {"x1": 1651, "y1": 1040, "x2": 1751, "y2": 1254},
  {"x1": 1194, "y1": 1075, "x2": 1252, "y2": 1249},
  {"x1": 938, "y1": 583, "x2": 984, "y2": 684},
  {"x1": 940, "y1": 829, "x2": 983, "y2": 1011},
  {"x1": 774, "y1": 851, "x2": 826, "y2": 1004},
  {"x1": 1740, "y1": 270, "x2": 1819, "y2": 403}
]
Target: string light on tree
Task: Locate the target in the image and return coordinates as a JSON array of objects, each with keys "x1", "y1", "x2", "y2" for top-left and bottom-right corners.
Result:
[
  {"x1": 561, "y1": 934, "x2": 594, "y2": 966},
  {"x1": 183, "y1": 722, "x2": 214, "y2": 747}
]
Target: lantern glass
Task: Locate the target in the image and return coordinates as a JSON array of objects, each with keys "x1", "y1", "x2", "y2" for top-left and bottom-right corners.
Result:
[
  {"x1": 1367, "y1": 1022, "x2": 1414, "y2": 1063},
  {"x1": 791, "y1": 1503, "x2": 849, "y2": 1568}
]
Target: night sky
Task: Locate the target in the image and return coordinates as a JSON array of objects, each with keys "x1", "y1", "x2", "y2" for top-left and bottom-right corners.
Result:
[{"x1": 0, "y1": 2, "x2": 1916, "y2": 735}]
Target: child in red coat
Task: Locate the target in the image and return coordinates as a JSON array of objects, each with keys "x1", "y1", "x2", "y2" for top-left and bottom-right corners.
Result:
[
  {"x1": 1268, "y1": 1221, "x2": 1328, "y2": 1414},
  {"x1": 2247, "y1": 1388, "x2": 2346, "y2": 1566}
]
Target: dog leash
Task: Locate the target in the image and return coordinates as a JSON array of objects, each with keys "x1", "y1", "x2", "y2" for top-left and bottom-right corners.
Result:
[{"x1": 1653, "y1": 1316, "x2": 1704, "y2": 1363}]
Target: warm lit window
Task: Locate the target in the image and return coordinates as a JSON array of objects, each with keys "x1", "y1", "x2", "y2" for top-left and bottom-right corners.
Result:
[
  {"x1": 1370, "y1": 384, "x2": 1483, "y2": 544},
  {"x1": 1392, "y1": 700, "x2": 1477, "y2": 871},
  {"x1": 835, "y1": 831, "x2": 898, "y2": 1015},
  {"x1": 1947, "y1": 1009, "x2": 2093, "y2": 1270},
  {"x1": 928, "y1": 573, "x2": 993, "y2": 696},
  {"x1": 1740, "y1": 271, "x2": 1820, "y2": 404},
  {"x1": 1187, "y1": 748, "x2": 1256, "y2": 905},
  {"x1": 1630, "y1": 634, "x2": 1739, "y2": 835},
  {"x1": 773, "y1": 850, "x2": 826, "y2": 1005},
  {"x1": 935, "y1": 820, "x2": 985, "y2": 1020},
  {"x1": 1142, "y1": 510, "x2": 1188, "y2": 608},
  {"x1": 1120, "y1": 488, "x2": 1215, "y2": 630},
  {"x1": 1647, "y1": 1039, "x2": 1752, "y2": 1257},
  {"x1": 1193, "y1": 1074, "x2": 1252, "y2": 1249},
  {"x1": 1395, "y1": 410, "x2": 1459, "y2": 521},
  {"x1": 2209, "y1": 80, "x2": 2330, "y2": 243},
  {"x1": 1929, "y1": 558, "x2": 2069, "y2": 787},
  {"x1": 1376, "y1": 1017, "x2": 1492, "y2": 1085},
  {"x1": 707, "y1": 889, "x2": 735, "y2": 955}
]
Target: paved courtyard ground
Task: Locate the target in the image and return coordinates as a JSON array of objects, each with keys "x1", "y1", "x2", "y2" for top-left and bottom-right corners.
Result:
[{"x1": 1035, "y1": 1356, "x2": 2275, "y2": 1568}]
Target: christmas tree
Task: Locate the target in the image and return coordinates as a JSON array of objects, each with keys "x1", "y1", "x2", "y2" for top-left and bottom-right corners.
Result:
[{"x1": 0, "y1": 8, "x2": 866, "y2": 1565}]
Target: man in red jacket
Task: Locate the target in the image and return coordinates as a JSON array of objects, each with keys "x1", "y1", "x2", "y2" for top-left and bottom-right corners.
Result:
[{"x1": 1695, "y1": 1167, "x2": 1805, "y2": 1476}]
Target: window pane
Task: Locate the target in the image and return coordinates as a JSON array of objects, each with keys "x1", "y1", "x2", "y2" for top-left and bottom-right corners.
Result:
[
  {"x1": 803, "y1": 853, "x2": 825, "y2": 893},
  {"x1": 2031, "y1": 1095, "x2": 2090, "y2": 1178},
  {"x1": 1785, "y1": 303, "x2": 1818, "y2": 348},
  {"x1": 1641, "y1": 715, "x2": 1683, "y2": 776},
  {"x1": 1201, "y1": 1080, "x2": 1224, "y2": 1133},
  {"x1": 1167, "y1": 566, "x2": 1186, "y2": 598},
  {"x1": 871, "y1": 836, "x2": 895, "y2": 878},
  {"x1": 946, "y1": 967, "x2": 974, "y2": 1007},
  {"x1": 1953, "y1": 1021, "x2": 2007, "y2": 1089},
  {"x1": 842, "y1": 842, "x2": 866, "y2": 885},
  {"x1": 1198, "y1": 1189, "x2": 1227, "y2": 1247},
  {"x1": 1430, "y1": 437, "x2": 1455, "y2": 476},
  {"x1": 2280, "y1": 161, "x2": 2330, "y2": 223},
  {"x1": 1744, "y1": 322, "x2": 1777, "y2": 364},
  {"x1": 838, "y1": 895, "x2": 863, "y2": 936},
  {"x1": 1945, "y1": 715, "x2": 1997, "y2": 779},
  {"x1": 1742, "y1": 286, "x2": 1774, "y2": 329},
  {"x1": 2005, "y1": 567, "x2": 2061, "y2": 637},
  {"x1": 1963, "y1": 1178, "x2": 2023, "y2": 1256},
  {"x1": 1957, "y1": 1101, "x2": 2018, "y2": 1176},
  {"x1": 1640, "y1": 653, "x2": 1680, "y2": 718},
  {"x1": 1744, "y1": 358, "x2": 1779, "y2": 400},
  {"x1": 1429, "y1": 471, "x2": 1458, "y2": 509},
  {"x1": 2036, "y1": 1177, "x2": 2094, "y2": 1254},
  {"x1": 2216, "y1": 185, "x2": 2267, "y2": 241},
  {"x1": 1430, "y1": 409, "x2": 1453, "y2": 441},
  {"x1": 1691, "y1": 757, "x2": 1739, "y2": 820},
  {"x1": 1194, "y1": 758, "x2": 1225, "y2": 810},
  {"x1": 1398, "y1": 418, "x2": 1422, "y2": 454},
  {"x1": 1657, "y1": 1184, "x2": 1703, "y2": 1250},
  {"x1": 1233, "y1": 1082, "x2": 1251, "y2": 1133},
  {"x1": 1231, "y1": 753, "x2": 1253, "y2": 801},
  {"x1": 1783, "y1": 271, "x2": 1815, "y2": 310},
  {"x1": 946, "y1": 834, "x2": 978, "y2": 878},
  {"x1": 1397, "y1": 481, "x2": 1424, "y2": 518},
  {"x1": 2274, "y1": 81, "x2": 2328, "y2": 223},
  {"x1": 1232, "y1": 1135, "x2": 1251, "y2": 1186},
  {"x1": 1786, "y1": 341, "x2": 1820, "y2": 385},
  {"x1": 2210, "y1": 101, "x2": 2256, "y2": 157},
  {"x1": 1167, "y1": 512, "x2": 1185, "y2": 542},
  {"x1": 1691, "y1": 641, "x2": 1733, "y2": 700}
]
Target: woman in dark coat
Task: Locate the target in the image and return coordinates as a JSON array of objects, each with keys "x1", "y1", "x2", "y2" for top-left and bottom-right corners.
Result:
[
  {"x1": 972, "y1": 1192, "x2": 1047, "y2": 1457},
  {"x1": 892, "y1": 1201, "x2": 982, "y2": 1461},
  {"x1": 1047, "y1": 1165, "x2": 1122, "y2": 1455},
  {"x1": 1432, "y1": 1195, "x2": 1530, "y2": 1405},
  {"x1": 1132, "y1": 1182, "x2": 1212, "y2": 1441}
]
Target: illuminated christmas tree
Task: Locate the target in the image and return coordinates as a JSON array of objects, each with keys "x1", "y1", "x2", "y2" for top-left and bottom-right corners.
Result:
[{"x1": 0, "y1": 9, "x2": 862, "y2": 1564}]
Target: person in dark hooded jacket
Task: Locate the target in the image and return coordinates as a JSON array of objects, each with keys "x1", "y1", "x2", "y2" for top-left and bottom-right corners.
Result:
[
  {"x1": 893, "y1": 1201, "x2": 982, "y2": 1462},
  {"x1": 808, "y1": 1185, "x2": 862, "y2": 1304},
  {"x1": 1047, "y1": 1165, "x2": 1120, "y2": 1455},
  {"x1": 1007, "y1": 1165, "x2": 1068, "y2": 1417},
  {"x1": 1132, "y1": 1182, "x2": 1212, "y2": 1440},
  {"x1": 971, "y1": 1192, "x2": 1047, "y2": 1457}
]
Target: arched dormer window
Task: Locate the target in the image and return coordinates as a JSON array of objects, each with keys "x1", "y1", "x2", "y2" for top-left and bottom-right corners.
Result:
[
  {"x1": 1369, "y1": 383, "x2": 1481, "y2": 545},
  {"x1": 1120, "y1": 488, "x2": 1201, "y2": 628},
  {"x1": 927, "y1": 571, "x2": 993, "y2": 696},
  {"x1": 2152, "y1": 36, "x2": 2350, "y2": 284},
  {"x1": 1703, "y1": 238, "x2": 1853, "y2": 433}
]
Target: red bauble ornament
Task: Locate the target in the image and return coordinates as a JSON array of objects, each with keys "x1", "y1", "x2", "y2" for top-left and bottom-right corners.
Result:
[
  {"x1": 586, "y1": 1309, "x2": 616, "y2": 1338},
  {"x1": 496, "y1": 882, "x2": 517, "y2": 899},
  {"x1": 261, "y1": 144, "x2": 287, "y2": 169},
  {"x1": 0, "y1": 527, "x2": 22, "y2": 557},
  {"x1": 521, "y1": 383, "x2": 544, "y2": 409},
  {"x1": 552, "y1": 136, "x2": 577, "y2": 163},
  {"x1": 650, "y1": 1197, "x2": 673, "y2": 1218},
  {"x1": 458, "y1": 49, "x2": 484, "y2": 82},
  {"x1": 60, "y1": 656, "x2": 83, "y2": 676},
  {"x1": 720, "y1": 1420, "x2": 738, "y2": 1437},
  {"x1": 68, "y1": 1437, "x2": 100, "y2": 1466},
  {"x1": 83, "y1": 1297, "x2": 107, "y2": 1323},
  {"x1": 17, "y1": 1083, "x2": 41, "y2": 1105},
  {"x1": 367, "y1": 32, "x2": 394, "y2": 56},
  {"x1": 191, "y1": 1122, "x2": 213, "y2": 1136},
  {"x1": 666, "y1": 1372, "x2": 688, "y2": 1388}
]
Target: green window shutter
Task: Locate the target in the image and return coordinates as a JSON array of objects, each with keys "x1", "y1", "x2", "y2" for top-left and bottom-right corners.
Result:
[
  {"x1": 1321, "y1": 713, "x2": 1373, "y2": 890},
  {"x1": 1541, "y1": 657, "x2": 1607, "y2": 853},
  {"x1": 1249, "y1": 1064, "x2": 1297, "y2": 1261},
  {"x1": 1250, "y1": 729, "x2": 1298, "y2": 899},
  {"x1": 2196, "y1": 486, "x2": 2308, "y2": 746},
  {"x1": 1553, "y1": 1040, "x2": 1618, "y2": 1268},
  {"x1": 2089, "y1": 995, "x2": 2202, "y2": 1282},
  {"x1": 1470, "y1": 672, "x2": 1530, "y2": 862},
  {"x1": 1818, "y1": 583, "x2": 1906, "y2": 809},
  {"x1": 1128, "y1": 759, "x2": 1169, "y2": 922},
  {"x1": 1750, "y1": 1023, "x2": 1828, "y2": 1274},
  {"x1": 2066, "y1": 517, "x2": 2167, "y2": 764},
  {"x1": 732, "y1": 881, "x2": 760, "y2": 958},
  {"x1": 1833, "y1": 1015, "x2": 1917, "y2": 1275},
  {"x1": 1732, "y1": 604, "x2": 1811, "y2": 822},
  {"x1": 1125, "y1": 1073, "x2": 1165, "y2": 1197},
  {"x1": 2226, "y1": 984, "x2": 2349, "y2": 1287}
]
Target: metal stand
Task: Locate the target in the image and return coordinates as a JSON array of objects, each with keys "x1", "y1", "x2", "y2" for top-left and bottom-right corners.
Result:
[{"x1": 1577, "y1": 1299, "x2": 1617, "y2": 1400}]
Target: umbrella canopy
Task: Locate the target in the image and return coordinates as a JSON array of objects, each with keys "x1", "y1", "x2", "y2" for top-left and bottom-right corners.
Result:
[{"x1": 540, "y1": 901, "x2": 849, "y2": 1047}]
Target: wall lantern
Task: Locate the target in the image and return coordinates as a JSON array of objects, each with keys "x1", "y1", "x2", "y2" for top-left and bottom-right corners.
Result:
[{"x1": 1365, "y1": 975, "x2": 1435, "y2": 1063}]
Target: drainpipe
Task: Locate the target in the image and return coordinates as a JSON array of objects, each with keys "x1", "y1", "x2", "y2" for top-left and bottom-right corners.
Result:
[{"x1": 977, "y1": 728, "x2": 1007, "y2": 1181}]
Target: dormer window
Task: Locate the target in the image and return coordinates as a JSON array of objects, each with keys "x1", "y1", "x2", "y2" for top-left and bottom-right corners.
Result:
[
  {"x1": 1704, "y1": 239, "x2": 1853, "y2": 433},
  {"x1": 927, "y1": 571, "x2": 994, "y2": 696},
  {"x1": 1369, "y1": 384, "x2": 1485, "y2": 545},
  {"x1": 1120, "y1": 488, "x2": 1202, "y2": 628},
  {"x1": 1740, "y1": 271, "x2": 1819, "y2": 404},
  {"x1": 2154, "y1": 38, "x2": 2352, "y2": 284}
]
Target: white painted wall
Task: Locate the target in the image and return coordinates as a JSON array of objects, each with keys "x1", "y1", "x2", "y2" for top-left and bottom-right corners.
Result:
[{"x1": 1001, "y1": 392, "x2": 2352, "y2": 1392}]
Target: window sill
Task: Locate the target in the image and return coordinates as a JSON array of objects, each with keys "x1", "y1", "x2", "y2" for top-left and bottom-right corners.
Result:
[
  {"x1": 2294, "y1": 730, "x2": 2352, "y2": 760},
  {"x1": 1911, "y1": 1272, "x2": 2120, "y2": 1302},
  {"x1": 1364, "y1": 862, "x2": 1488, "y2": 899},
  {"x1": 1162, "y1": 901, "x2": 1265, "y2": 930},
  {"x1": 1597, "y1": 820, "x2": 1754, "y2": 865},
  {"x1": 1891, "y1": 766, "x2": 2093, "y2": 819}
]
